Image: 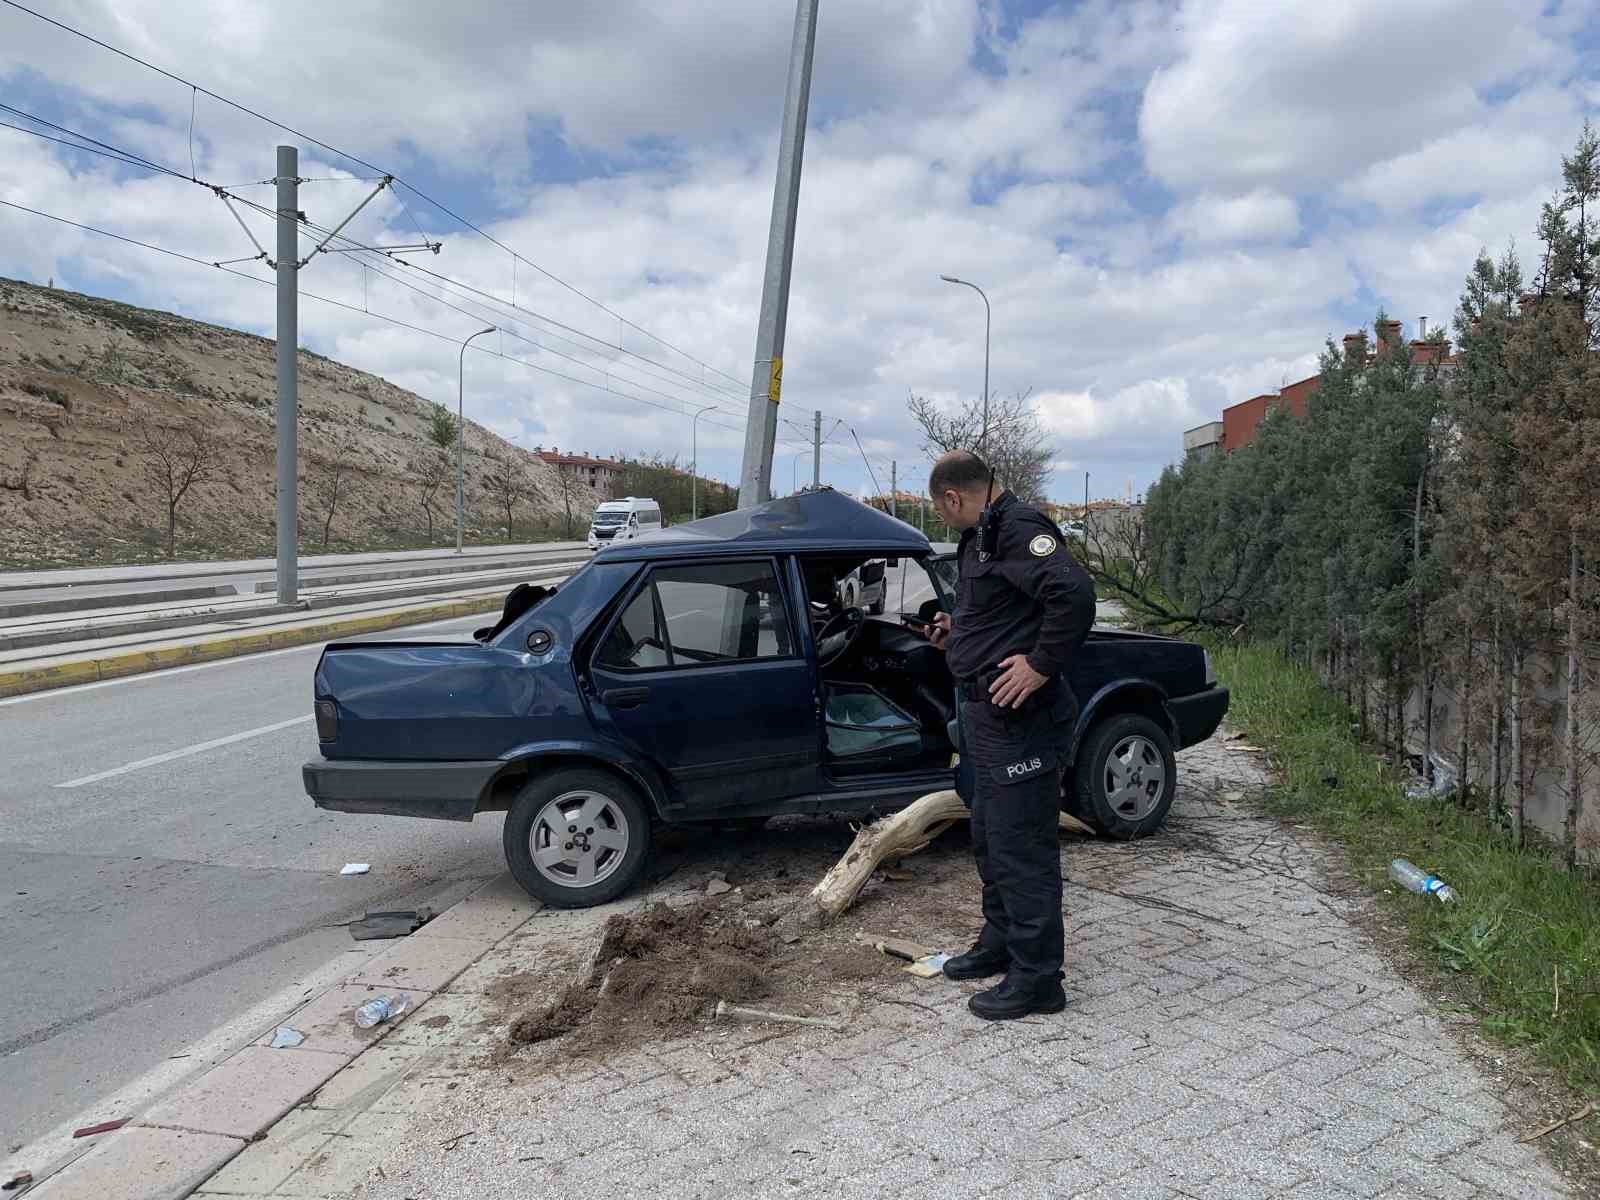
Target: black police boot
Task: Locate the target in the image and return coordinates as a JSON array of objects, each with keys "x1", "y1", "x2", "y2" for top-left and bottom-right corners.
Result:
[
  {"x1": 942, "y1": 944, "x2": 1008, "y2": 981},
  {"x1": 968, "y1": 973, "x2": 1068, "y2": 1021}
]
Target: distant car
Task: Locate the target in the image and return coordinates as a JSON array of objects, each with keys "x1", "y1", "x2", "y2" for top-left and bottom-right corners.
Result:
[
  {"x1": 303, "y1": 489, "x2": 1229, "y2": 908},
  {"x1": 587, "y1": 497, "x2": 662, "y2": 551},
  {"x1": 838, "y1": 558, "x2": 886, "y2": 615}
]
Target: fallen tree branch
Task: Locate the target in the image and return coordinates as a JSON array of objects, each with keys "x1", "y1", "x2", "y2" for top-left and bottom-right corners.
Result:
[{"x1": 774, "y1": 789, "x2": 1093, "y2": 934}]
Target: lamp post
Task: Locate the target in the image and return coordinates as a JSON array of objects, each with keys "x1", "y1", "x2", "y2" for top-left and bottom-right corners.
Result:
[
  {"x1": 456, "y1": 326, "x2": 496, "y2": 554},
  {"x1": 691, "y1": 403, "x2": 718, "y2": 520},
  {"x1": 939, "y1": 275, "x2": 990, "y2": 452}
]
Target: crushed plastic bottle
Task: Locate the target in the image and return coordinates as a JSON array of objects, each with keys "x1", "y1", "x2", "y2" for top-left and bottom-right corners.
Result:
[
  {"x1": 1390, "y1": 859, "x2": 1457, "y2": 903},
  {"x1": 353, "y1": 995, "x2": 409, "y2": 1029}
]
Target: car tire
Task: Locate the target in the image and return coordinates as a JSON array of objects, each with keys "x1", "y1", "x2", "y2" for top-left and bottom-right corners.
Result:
[
  {"x1": 503, "y1": 768, "x2": 652, "y2": 907},
  {"x1": 1066, "y1": 714, "x2": 1176, "y2": 840}
]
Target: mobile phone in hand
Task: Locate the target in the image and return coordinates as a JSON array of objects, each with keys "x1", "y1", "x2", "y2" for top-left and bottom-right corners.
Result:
[{"x1": 901, "y1": 614, "x2": 933, "y2": 630}]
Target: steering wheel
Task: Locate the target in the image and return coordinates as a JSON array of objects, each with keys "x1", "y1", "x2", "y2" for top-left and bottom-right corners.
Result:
[{"x1": 813, "y1": 606, "x2": 866, "y2": 669}]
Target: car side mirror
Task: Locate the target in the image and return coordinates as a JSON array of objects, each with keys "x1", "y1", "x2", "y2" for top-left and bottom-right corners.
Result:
[{"x1": 886, "y1": 558, "x2": 899, "y2": 569}]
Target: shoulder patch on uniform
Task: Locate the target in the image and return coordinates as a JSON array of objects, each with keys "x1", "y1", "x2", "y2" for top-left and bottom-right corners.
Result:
[{"x1": 1028, "y1": 534, "x2": 1056, "y2": 557}]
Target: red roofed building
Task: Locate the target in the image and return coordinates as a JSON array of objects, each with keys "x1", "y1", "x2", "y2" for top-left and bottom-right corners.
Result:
[
  {"x1": 1215, "y1": 320, "x2": 1458, "y2": 454},
  {"x1": 534, "y1": 446, "x2": 625, "y2": 498}
]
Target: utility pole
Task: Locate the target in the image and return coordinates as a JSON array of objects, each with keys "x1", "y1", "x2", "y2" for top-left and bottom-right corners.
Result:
[
  {"x1": 456, "y1": 326, "x2": 496, "y2": 553},
  {"x1": 940, "y1": 275, "x2": 991, "y2": 453},
  {"x1": 890, "y1": 461, "x2": 897, "y2": 520},
  {"x1": 738, "y1": 0, "x2": 819, "y2": 507},
  {"x1": 275, "y1": 146, "x2": 299, "y2": 605},
  {"x1": 812, "y1": 408, "x2": 821, "y2": 487},
  {"x1": 691, "y1": 403, "x2": 717, "y2": 520}
]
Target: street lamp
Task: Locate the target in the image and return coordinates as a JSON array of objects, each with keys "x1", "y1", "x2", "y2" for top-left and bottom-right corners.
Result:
[
  {"x1": 791, "y1": 449, "x2": 808, "y2": 495},
  {"x1": 691, "y1": 403, "x2": 718, "y2": 520},
  {"x1": 939, "y1": 275, "x2": 990, "y2": 453},
  {"x1": 457, "y1": 326, "x2": 497, "y2": 554}
]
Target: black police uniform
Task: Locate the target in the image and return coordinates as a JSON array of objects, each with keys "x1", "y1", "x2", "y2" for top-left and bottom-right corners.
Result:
[{"x1": 946, "y1": 491, "x2": 1096, "y2": 998}]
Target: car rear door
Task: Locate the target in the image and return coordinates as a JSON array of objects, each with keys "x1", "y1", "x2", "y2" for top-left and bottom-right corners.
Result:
[{"x1": 587, "y1": 557, "x2": 819, "y2": 811}]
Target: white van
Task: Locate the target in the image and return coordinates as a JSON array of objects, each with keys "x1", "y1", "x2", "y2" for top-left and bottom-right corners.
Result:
[{"x1": 587, "y1": 497, "x2": 663, "y2": 550}]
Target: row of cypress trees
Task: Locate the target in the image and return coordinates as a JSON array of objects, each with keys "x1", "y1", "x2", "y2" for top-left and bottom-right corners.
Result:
[{"x1": 1136, "y1": 126, "x2": 1600, "y2": 867}]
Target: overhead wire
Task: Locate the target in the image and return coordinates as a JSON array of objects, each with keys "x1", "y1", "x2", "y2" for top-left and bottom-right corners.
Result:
[
  {"x1": 0, "y1": 198, "x2": 746, "y2": 433},
  {"x1": 0, "y1": 0, "x2": 749, "y2": 394},
  {"x1": 0, "y1": 106, "x2": 751, "y2": 417}
]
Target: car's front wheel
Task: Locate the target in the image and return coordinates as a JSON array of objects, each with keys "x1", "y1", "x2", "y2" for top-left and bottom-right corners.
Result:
[
  {"x1": 503, "y1": 768, "x2": 651, "y2": 907},
  {"x1": 1066, "y1": 714, "x2": 1176, "y2": 839}
]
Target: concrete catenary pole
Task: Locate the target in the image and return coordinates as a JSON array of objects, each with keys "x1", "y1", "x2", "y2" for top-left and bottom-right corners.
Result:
[
  {"x1": 275, "y1": 146, "x2": 299, "y2": 605},
  {"x1": 890, "y1": 460, "x2": 897, "y2": 520},
  {"x1": 738, "y1": 0, "x2": 819, "y2": 507},
  {"x1": 812, "y1": 409, "x2": 821, "y2": 487}
]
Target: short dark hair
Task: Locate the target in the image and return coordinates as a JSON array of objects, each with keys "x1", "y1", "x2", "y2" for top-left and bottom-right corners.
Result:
[{"x1": 929, "y1": 450, "x2": 991, "y2": 496}]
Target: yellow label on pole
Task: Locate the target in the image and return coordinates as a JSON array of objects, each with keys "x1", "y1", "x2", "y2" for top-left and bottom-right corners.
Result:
[{"x1": 770, "y1": 356, "x2": 783, "y2": 404}]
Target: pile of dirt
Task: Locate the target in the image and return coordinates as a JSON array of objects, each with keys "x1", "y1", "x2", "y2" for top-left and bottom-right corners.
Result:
[{"x1": 508, "y1": 899, "x2": 790, "y2": 1050}]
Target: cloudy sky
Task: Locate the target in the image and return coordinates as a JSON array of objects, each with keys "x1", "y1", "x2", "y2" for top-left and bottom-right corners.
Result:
[{"x1": 2, "y1": 0, "x2": 1596, "y2": 502}]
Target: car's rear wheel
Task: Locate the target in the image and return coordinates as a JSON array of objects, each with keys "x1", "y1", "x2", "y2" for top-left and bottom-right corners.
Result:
[
  {"x1": 504, "y1": 768, "x2": 651, "y2": 907},
  {"x1": 1066, "y1": 714, "x2": 1176, "y2": 840}
]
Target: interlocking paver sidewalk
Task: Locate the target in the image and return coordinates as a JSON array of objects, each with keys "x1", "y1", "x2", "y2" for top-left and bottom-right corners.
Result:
[{"x1": 199, "y1": 737, "x2": 1573, "y2": 1200}]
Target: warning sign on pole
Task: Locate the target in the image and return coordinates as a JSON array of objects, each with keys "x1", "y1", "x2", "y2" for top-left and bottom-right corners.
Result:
[{"x1": 770, "y1": 356, "x2": 783, "y2": 405}]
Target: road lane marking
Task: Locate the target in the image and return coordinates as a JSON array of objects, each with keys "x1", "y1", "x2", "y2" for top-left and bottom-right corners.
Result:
[
  {"x1": 55, "y1": 715, "x2": 314, "y2": 788},
  {"x1": 0, "y1": 612, "x2": 484, "y2": 708}
]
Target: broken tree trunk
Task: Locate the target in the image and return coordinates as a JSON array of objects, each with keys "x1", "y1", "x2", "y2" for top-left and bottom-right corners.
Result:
[{"x1": 796, "y1": 789, "x2": 1094, "y2": 925}]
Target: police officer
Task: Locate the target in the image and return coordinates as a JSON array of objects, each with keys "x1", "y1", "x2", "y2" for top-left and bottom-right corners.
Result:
[{"x1": 922, "y1": 450, "x2": 1096, "y2": 1020}]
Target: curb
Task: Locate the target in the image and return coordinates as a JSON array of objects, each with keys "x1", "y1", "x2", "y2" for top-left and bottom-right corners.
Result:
[
  {"x1": 0, "y1": 594, "x2": 504, "y2": 699},
  {"x1": 14, "y1": 874, "x2": 548, "y2": 1200}
]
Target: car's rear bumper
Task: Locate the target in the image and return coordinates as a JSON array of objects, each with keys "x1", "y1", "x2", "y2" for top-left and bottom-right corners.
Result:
[
  {"x1": 302, "y1": 759, "x2": 502, "y2": 822},
  {"x1": 1169, "y1": 686, "x2": 1230, "y2": 749}
]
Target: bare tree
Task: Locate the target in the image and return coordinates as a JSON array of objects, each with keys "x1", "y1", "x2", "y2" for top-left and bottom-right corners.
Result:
[
  {"x1": 906, "y1": 388, "x2": 1053, "y2": 504},
  {"x1": 414, "y1": 452, "x2": 449, "y2": 544},
  {"x1": 551, "y1": 462, "x2": 585, "y2": 539},
  {"x1": 139, "y1": 418, "x2": 213, "y2": 559},
  {"x1": 312, "y1": 438, "x2": 359, "y2": 550},
  {"x1": 489, "y1": 450, "x2": 528, "y2": 541}
]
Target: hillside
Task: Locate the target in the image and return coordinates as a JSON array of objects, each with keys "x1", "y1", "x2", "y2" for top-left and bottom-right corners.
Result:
[{"x1": 0, "y1": 277, "x2": 567, "y2": 568}]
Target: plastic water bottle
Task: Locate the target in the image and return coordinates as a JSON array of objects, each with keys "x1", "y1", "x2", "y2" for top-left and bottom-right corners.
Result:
[
  {"x1": 353, "y1": 995, "x2": 408, "y2": 1028},
  {"x1": 1390, "y1": 859, "x2": 1457, "y2": 903}
]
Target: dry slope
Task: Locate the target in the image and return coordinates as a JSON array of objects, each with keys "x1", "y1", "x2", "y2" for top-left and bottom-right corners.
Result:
[{"x1": 0, "y1": 276, "x2": 566, "y2": 568}]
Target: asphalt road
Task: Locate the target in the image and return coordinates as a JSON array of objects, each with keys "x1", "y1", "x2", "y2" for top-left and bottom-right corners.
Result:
[{"x1": 0, "y1": 611, "x2": 507, "y2": 1149}]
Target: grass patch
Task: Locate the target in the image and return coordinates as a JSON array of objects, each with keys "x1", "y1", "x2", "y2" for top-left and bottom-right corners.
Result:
[{"x1": 1207, "y1": 638, "x2": 1600, "y2": 1097}]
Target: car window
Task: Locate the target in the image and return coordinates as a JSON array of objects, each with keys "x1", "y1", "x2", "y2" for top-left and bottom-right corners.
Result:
[
  {"x1": 595, "y1": 585, "x2": 671, "y2": 670},
  {"x1": 655, "y1": 561, "x2": 793, "y2": 662}
]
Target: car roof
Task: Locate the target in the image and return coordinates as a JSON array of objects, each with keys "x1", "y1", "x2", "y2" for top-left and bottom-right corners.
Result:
[{"x1": 596, "y1": 487, "x2": 930, "y2": 561}]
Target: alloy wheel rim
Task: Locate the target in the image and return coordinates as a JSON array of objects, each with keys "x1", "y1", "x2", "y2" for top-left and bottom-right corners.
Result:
[
  {"x1": 529, "y1": 789, "x2": 630, "y2": 888},
  {"x1": 1102, "y1": 735, "x2": 1166, "y2": 821}
]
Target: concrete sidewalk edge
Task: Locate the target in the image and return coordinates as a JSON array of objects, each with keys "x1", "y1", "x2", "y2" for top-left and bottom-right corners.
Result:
[
  {"x1": 21, "y1": 874, "x2": 542, "y2": 1200},
  {"x1": 0, "y1": 594, "x2": 505, "y2": 699}
]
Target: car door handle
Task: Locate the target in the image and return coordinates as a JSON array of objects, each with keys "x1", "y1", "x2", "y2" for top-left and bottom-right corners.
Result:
[{"x1": 602, "y1": 686, "x2": 651, "y2": 709}]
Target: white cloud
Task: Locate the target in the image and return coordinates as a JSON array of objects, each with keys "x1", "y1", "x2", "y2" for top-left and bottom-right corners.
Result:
[
  {"x1": 1140, "y1": 0, "x2": 1566, "y2": 193},
  {"x1": 1169, "y1": 189, "x2": 1300, "y2": 244},
  {"x1": 0, "y1": 0, "x2": 1595, "y2": 505}
]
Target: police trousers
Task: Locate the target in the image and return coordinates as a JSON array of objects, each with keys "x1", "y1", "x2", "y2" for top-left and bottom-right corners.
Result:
[{"x1": 957, "y1": 696, "x2": 1067, "y2": 985}]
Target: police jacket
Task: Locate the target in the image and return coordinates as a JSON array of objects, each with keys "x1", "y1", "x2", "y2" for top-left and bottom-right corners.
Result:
[{"x1": 945, "y1": 492, "x2": 1096, "y2": 683}]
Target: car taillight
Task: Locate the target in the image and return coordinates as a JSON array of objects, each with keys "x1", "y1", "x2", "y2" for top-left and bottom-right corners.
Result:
[{"x1": 315, "y1": 699, "x2": 338, "y2": 741}]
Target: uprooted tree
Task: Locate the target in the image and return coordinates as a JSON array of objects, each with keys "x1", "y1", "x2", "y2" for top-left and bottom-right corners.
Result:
[{"x1": 138, "y1": 416, "x2": 214, "y2": 559}]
